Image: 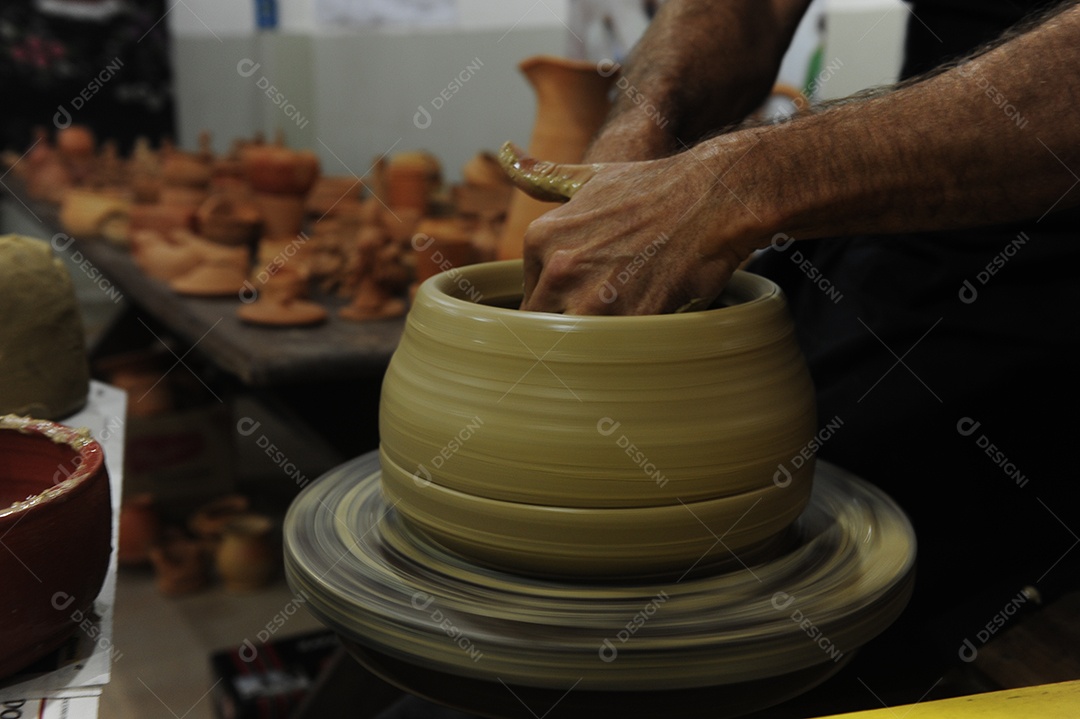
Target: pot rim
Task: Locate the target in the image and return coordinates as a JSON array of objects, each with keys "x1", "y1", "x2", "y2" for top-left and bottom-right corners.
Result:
[
  {"x1": 0, "y1": 414, "x2": 104, "y2": 520},
  {"x1": 418, "y1": 259, "x2": 782, "y2": 325}
]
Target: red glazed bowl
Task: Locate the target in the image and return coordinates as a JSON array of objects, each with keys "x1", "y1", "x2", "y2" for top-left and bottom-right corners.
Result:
[{"x1": 0, "y1": 415, "x2": 112, "y2": 679}]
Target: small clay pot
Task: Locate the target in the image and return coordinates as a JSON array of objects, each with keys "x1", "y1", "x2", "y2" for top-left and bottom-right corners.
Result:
[
  {"x1": 189, "y1": 494, "x2": 250, "y2": 545},
  {"x1": 386, "y1": 151, "x2": 441, "y2": 213},
  {"x1": 196, "y1": 194, "x2": 262, "y2": 246},
  {"x1": 56, "y1": 125, "x2": 95, "y2": 161},
  {"x1": 242, "y1": 145, "x2": 320, "y2": 196},
  {"x1": 0, "y1": 416, "x2": 111, "y2": 679},
  {"x1": 254, "y1": 193, "x2": 306, "y2": 238},
  {"x1": 215, "y1": 514, "x2": 278, "y2": 592},
  {"x1": 149, "y1": 533, "x2": 210, "y2": 597},
  {"x1": 306, "y1": 175, "x2": 364, "y2": 218},
  {"x1": 412, "y1": 217, "x2": 477, "y2": 285},
  {"x1": 118, "y1": 494, "x2": 162, "y2": 566}
]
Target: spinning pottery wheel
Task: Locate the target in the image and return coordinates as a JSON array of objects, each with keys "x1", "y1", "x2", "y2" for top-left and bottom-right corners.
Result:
[
  {"x1": 284, "y1": 453, "x2": 915, "y2": 718},
  {"x1": 284, "y1": 261, "x2": 916, "y2": 717}
]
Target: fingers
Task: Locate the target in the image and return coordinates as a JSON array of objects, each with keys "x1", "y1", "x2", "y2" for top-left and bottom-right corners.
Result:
[{"x1": 497, "y1": 141, "x2": 600, "y2": 202}]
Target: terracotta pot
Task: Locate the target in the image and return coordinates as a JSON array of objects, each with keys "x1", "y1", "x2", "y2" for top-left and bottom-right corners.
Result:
[
  {"x1": 412, "y1": 217, "x2": 476, "y2": 285},
  {"x1": 385, "y1": 151, "x2": 441, "y2": 213},
  {"x1": 118, "y1": 493, "x2": 161, "y2": 566},
  {"x1": 0, "y1": 416, "x2": 111, "y2": 679},
  {"x1": 242, "y1": 145, "x2": 320, "y2": 196},
  {"x1": 306, "y1": 175, "x2": 364, "y2": 218},
  {"x1": 379, "y1": 261, "x2": 817, "y2": 577},
  {"x1": 499, "y1": 56, "x2": 616, "y2": 259},
  {"x1": 149, "y1": 533, "x2": 210, "y2": 596},
  {"x1": 26, "y1": 156, "x2": 71, "y2": 203},
  {"x1": 255, "y1": 192, "x2": 306, "y2": 239},
  {"x1": 189, "y1": 494, "x2": 250, "y2": 545},
  {"x1": 196, "y1": 194, "x2": 262, "y2": 246},
  {"x1": 215, "y1": 514, "x2": 278, "y2": 591},
  {"x1": 56, "y1": 125, "x2": 95, "y2": 161}
]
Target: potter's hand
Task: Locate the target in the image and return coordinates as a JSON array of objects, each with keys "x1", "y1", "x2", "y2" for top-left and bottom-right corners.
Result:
[{"x1": 499, "y1": 142, "x2": 763, "y2": 316}]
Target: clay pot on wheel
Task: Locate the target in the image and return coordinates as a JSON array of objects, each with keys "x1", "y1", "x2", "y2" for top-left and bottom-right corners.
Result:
[{"x1": 379, "y1": 261, "x2": 818, "y2": 578}]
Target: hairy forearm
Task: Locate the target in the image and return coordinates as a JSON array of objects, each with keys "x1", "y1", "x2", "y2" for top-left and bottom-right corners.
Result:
[
  {"x1": 715, "y1": 2, "x2": 1080, "y2": 248},
  {"x1": 587, "y1": 0, "x2": 813, "y2": 162}
]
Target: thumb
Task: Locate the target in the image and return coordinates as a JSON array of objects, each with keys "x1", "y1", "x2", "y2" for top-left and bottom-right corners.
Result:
[{"x1": 497, "y1": 141, "x2": 600, "y2": 202}]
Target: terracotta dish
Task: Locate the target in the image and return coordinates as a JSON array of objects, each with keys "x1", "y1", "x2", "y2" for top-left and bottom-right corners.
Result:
[
  {"x1": 379, "y1": 261, "x2": 817, "y2": 576},
  {"x1": 0, "y1": 416, "x2": 112, "y2": 679}
]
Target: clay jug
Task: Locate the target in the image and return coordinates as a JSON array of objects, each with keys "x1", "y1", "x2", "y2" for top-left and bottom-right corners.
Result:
[{"x1": 498, "y1": 56, "x2": 616, "y2": 260}]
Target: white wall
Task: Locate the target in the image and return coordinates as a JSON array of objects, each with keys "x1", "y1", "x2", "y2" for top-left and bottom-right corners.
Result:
[{"x1": 168, "y1": 0, "x2": 907, "y2": 178}]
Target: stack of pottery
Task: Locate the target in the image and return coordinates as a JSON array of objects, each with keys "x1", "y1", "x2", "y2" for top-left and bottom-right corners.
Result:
[
  {"x1": 379, "y1": 261, "x2": 818, "y2": 577},
  {"x1": 242, "y1": 141, "x2": 320, "y2": 239}
]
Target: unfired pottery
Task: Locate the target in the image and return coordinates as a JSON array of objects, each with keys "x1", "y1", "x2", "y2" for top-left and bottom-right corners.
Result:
[
  {"x1": 498, "y1": 56, "x2": 616, "y2": 259},
  {"x1": 0, "y1": 415, "x2": 111, "y2": 679},
  {"x1": 379, "y1": 261, "x2": 817, "y2": 576}
]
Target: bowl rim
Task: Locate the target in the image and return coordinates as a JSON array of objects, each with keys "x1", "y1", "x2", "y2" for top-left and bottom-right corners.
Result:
[
  {"x1": 418, "y1": 260, "x2": 782, "y2": 325},
  {"x1": 0, "y1": 414, "x2": 104, "y2": 520}
]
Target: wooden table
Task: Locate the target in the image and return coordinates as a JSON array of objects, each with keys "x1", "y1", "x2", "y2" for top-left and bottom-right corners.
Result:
[{"x1": 2, "y1": 179, "x2": 404, "y2": 387}]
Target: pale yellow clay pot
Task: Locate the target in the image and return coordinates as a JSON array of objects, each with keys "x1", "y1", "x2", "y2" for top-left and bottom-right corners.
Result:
[
  {"x1": 379, "y1": 260, "x2": 818, "y2": 577},
  {"x1": 498, "y1": 56, "x2": 616, "y2": 260}
]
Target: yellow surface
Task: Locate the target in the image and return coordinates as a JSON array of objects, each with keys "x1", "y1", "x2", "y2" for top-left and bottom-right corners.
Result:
[{"x1": 823, "y1": 680, "x2": 1080, "y2": 718}]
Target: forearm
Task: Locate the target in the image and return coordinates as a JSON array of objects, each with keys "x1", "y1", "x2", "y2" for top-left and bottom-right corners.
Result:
[
  {"x1": 586, "y1": 0, "x2": 813, "y2": 162},
  {"x1": 716, "y1": 2, "x2": 1080, "y2": 248}
]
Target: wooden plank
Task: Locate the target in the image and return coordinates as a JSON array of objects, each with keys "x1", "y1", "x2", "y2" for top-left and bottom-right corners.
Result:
[{"x1": 3, "y1": 179, "x2": 404, "y2": 387}]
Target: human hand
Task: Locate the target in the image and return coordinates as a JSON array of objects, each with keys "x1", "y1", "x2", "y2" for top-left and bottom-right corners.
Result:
[{"x1": 499, "y1": 141, "x2": 768, "y2": 315}]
